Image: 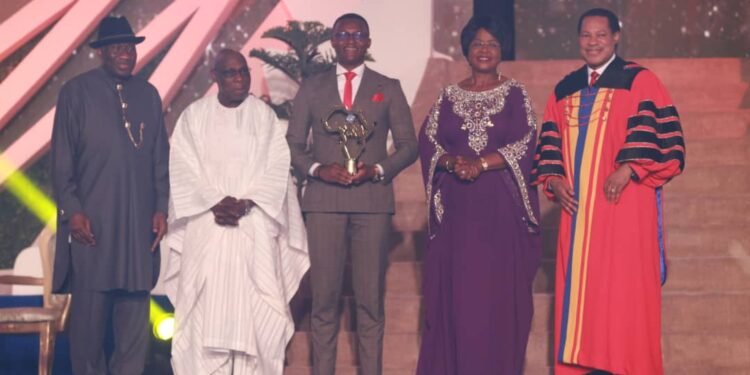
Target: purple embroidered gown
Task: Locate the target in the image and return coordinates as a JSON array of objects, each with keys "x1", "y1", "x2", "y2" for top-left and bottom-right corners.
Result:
[{"x1": 416, "y1": 81, "x2": 542, "y2": 375}]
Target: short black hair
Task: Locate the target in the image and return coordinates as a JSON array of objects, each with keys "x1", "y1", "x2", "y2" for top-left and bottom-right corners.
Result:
[
  {"x1": 460, "y1": 16, "x2": 506, "y2": 57},
  {"x1": 333, "y1": 13, "x2": 370, "y2": 34},
  {"x1": 577, "y1": 8, "x2": 621, "y2": 34}
]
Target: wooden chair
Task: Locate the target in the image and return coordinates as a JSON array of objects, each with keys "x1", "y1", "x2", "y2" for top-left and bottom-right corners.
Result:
[{"x1": 0, "y1": 227, "x2": 71, "y2": 375}]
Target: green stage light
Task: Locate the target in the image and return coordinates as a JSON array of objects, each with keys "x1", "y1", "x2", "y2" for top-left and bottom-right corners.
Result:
[
  {"x1": 0, "y1": 157, "x2": 56, "y2": 230},
  {"x1": 154, "y1": 316, "x2": 175, "y2": 341},
  {"x1": 150, "y1": 299, "x2": 175, "y2": 340}
]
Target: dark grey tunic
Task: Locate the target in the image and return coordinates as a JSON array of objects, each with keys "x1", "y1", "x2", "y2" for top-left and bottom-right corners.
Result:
[{"x1": 51, "y1": 67, "x2": 169, "y2": 293}]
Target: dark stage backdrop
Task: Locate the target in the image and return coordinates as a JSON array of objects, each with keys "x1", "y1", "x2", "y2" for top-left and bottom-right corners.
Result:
[{"x1": 515, "y1": 0, "x2": 750, "y2": 59}]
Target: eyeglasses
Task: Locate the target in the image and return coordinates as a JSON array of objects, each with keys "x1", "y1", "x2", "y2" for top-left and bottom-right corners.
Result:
[
  {"x1": 469, "y1": 40, "x2": 501, "y2": 50},
  {"x1": 333, "y1": 31, "x2": 369, "y2": 42},
  {"x1": 218, "y1": 67, "x2": 250, "y2": 79}
]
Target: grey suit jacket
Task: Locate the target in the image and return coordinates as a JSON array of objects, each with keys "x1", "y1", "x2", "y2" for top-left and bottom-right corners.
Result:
[{"x1": 287, "y1": 67, "x2": 418, "y2": 213}]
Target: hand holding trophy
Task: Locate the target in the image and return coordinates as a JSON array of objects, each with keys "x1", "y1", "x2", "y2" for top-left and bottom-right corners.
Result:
[{"x1": 322, "y1": 107, "x2": 375, "y2": 175}]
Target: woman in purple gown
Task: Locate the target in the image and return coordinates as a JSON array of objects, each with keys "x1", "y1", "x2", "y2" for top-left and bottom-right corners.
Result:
[{"x1": 416, "y1": 16, "x2": 542, "y2": 375}]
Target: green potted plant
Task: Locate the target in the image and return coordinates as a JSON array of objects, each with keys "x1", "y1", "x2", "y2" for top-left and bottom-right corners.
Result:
[{"x1": 249, "y1": 20, "x2": 335, "y2": 119}]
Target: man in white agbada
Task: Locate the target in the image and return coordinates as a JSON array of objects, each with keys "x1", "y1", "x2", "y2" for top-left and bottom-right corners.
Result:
[{"x1": 163, "y1": 49, "x2": 309, "y2": 374}]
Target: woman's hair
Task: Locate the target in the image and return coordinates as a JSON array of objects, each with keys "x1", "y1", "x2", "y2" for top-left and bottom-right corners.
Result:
[{"x1": 460, "y1": 16, "x2": 506, "y2": 57}]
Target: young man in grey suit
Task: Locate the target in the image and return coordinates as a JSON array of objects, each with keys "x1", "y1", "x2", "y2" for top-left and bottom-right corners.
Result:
[{"x1": 286, "y1": 13, "x2": 418, "y2": 375}]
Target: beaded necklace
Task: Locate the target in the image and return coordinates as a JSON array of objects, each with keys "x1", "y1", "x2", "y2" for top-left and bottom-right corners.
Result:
[{"x1": 115, "y1": 83, "x2": 144, "y2": 148}]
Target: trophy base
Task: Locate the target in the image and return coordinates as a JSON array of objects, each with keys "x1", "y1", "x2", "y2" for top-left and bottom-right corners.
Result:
[{"x1": 346, "y1": 159, "x2": 357, "y2": 175}]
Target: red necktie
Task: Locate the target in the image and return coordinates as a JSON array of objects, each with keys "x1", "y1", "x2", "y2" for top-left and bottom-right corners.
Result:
[
  {"x1": 343, "y1": 71, "x2": 356, "y2": 110},
  {"x1": 589, "y1": 71, "x2": 599, "y2": 86}
]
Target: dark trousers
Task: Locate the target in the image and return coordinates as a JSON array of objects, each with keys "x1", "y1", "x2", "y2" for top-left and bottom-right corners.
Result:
[
  {"x1": 68, "y1": 286, "x2": 150, "y2": 375},
  {"x1": 306, "y1": 212, "x2": 391, "y2": 375}
]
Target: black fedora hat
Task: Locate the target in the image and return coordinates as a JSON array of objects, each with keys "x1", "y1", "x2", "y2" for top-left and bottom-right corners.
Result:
[{"x1": 89, "y1": 16, "x2": 145, "y2": 49}]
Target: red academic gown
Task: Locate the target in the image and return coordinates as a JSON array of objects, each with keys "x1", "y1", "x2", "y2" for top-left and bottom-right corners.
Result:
[{"x1": 532, "y1": 57, "x2": 685, "y2": 375}]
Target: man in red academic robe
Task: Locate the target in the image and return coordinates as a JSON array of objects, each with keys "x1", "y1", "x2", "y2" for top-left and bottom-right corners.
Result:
[{"x1": 532, "y1": 8, "x2": 685, "y2": 375}]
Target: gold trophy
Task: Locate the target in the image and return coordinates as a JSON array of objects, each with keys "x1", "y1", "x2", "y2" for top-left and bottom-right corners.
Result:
[{"x1": 322, "y1": 107, "x2": 375, "y2": 175}]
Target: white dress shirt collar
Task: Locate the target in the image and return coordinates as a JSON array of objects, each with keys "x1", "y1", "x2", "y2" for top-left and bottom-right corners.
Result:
[
  {"x1": 336, "y1": 63, "x2": 366, "y2": 77},
  {"x1": 587, "y1": 53, "x2": 617, "y2": 80}
]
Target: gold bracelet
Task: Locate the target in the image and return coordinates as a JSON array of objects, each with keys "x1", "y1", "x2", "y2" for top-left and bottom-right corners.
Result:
[{"x1": 479, "y1": 156, "x2": 489, "y2": 171}]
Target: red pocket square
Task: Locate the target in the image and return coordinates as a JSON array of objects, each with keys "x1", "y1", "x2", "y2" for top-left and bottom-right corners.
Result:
[{"x1": 371, "y1": 92, "x2": 384, "y2": 102}]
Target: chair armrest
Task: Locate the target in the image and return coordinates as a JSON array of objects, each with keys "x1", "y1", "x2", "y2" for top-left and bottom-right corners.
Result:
[
  {"x1": 50, "y1": 294, "x2": 72, "y2": 332},
  {"x1": 0, "y1": 275, "x2": 44, "y2": 286}
]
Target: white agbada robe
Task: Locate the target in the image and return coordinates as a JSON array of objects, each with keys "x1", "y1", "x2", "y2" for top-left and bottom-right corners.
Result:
[{"x1": 163, "y1": 95, "x2": 309, "y2": 375}]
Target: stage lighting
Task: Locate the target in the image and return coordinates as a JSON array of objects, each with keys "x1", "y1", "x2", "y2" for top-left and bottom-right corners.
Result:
[
  {"x1": 154, "y1": 315, "x2": 175, "y2": 341},
  {"x1": 150, "y1": 298, "x2": 175, "y2": 340},
  {"x1": 0, "y1": 156, "x2": 56, "y2": 230}
]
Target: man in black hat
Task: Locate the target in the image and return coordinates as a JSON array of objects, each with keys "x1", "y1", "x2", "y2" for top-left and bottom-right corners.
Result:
[{"x1": 50, "y1": 16, "x2": 169, "y2": 374}]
